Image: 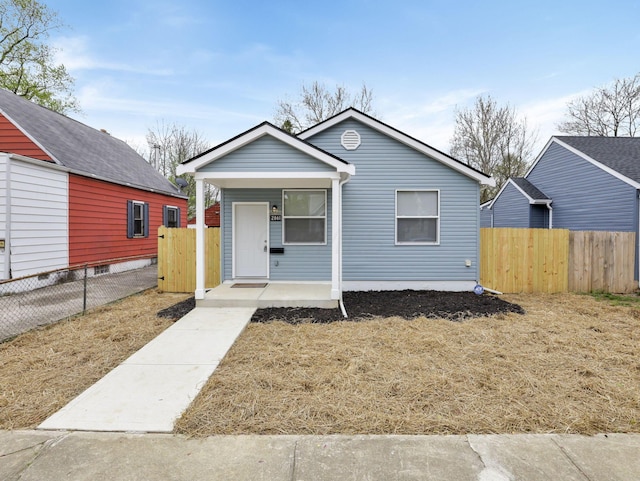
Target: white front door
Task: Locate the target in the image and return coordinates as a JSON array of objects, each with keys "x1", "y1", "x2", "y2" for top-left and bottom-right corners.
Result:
[{"x1": 233, "y1": 203, "x2": 269, "y2": 278}]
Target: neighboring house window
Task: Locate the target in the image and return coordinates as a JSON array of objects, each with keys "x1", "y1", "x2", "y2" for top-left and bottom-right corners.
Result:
[
  {"x1": 396, "y1": 190, "x2": 439, "y2": 244},
  {"x1": 163, "y1": 205, "x2": 181, "y2": 228},
  {"x1": 283, "y1": 189, "x2": 326, "y2": 244},
  {"x1": 127, "y1": 200, "x2": 149, "y2": 238}
]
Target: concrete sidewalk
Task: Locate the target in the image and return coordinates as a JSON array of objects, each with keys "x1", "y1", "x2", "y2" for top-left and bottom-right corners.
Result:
[
  {"x1": 2, "y1": 430, "x2": 639, "y2": 481},
  {"x1": 39, "y1": 307, "x2": 255, "y2": 433}
]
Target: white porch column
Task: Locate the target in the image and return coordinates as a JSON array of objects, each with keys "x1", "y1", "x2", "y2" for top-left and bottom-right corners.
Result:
[
  {"x1": 195, "y1": 178, "x2": 206, "y2": 300},
  {"x1": 331, "y1": 177, "x2": 340, "y2": 300}
]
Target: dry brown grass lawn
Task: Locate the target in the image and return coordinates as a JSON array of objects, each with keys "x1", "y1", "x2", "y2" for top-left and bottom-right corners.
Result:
[
  {"x1": 0, "y1": 289, "x2": 190, "y2": 429},
  {"x1": 175, "y1": 293, "x2": 640, "y2": 436}
]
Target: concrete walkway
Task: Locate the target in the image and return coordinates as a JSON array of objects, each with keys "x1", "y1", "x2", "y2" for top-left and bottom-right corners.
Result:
[
  {"x1": 2, "y1": 431, "x2": 639, "y2": 480},
  {"x1": 39, "y1": 307, "x2": 255, "y2": 433}
]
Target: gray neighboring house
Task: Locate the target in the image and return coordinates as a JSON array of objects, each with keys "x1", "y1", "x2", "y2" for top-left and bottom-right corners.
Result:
[
  {"x1": 482, "y1": 135, "x2": 640, "y2": 280},
  {"x1": 177, "y1": 108, "x2": 494, "y2": 300}
]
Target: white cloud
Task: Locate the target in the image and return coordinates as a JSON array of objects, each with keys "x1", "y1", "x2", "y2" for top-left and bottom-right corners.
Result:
[
  {"x1": 53, "y1": 36, "x2": 173, "y2": 76},
  {"x1": 383, "y1": 88, "x2": 487, "y2": 152}
]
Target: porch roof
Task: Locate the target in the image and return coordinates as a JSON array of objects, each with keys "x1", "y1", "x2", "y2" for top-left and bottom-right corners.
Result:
[{"x1": 177, "y1": 122, "x2": 355, "y2": 183}]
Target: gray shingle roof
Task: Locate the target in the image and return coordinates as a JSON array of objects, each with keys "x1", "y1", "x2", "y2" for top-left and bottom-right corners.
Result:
[
  {"x1": 511, "y1": 177, "x2": 550, "y2": 200},
  {"x1": 555, "y1": 136, "x2": 640, "y2": 184},
  {"x1": 0, "y1": 89, "x2": 183, "y2": 197}
]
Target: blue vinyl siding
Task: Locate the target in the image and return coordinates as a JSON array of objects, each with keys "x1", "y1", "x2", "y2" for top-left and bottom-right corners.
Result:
[
  {"x1": 307, "y1": 119, "x2": 480, "y2": 282},
  {"x1": 529, "y1": 205, "x2": 549, "y2": 228},
  {"x1": 199, "y1": 136, "x2": 335, "y2": 172},
  {"x1": 221, "y1": 188, "x2": 331, "y2": 281},
  {"x1": 492, "y1": 183, "x2": 531, "y2": 228},
  {"x1": 479, "y1": 207, "x2": 493, "y2": 227},
  {"x1": 528, "y1": 142, "x2": 636, "y2": 231}
]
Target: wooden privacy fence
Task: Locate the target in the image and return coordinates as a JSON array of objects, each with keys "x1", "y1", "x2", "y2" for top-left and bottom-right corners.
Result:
[
  {"x1": 480, "y1": 228, "x2": 636, "y2": 294},
  {"x1": 157, "y1": 227, "x2": 220, "y2": 293}
]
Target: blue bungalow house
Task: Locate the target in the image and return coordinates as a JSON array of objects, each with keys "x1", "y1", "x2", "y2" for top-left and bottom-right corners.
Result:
[
  {"x1": 177, "y1": 109, "x2": 494, "y2": 302},
  {"x1": 483, "y1": 136, "x2": 640, "y2": 282}
]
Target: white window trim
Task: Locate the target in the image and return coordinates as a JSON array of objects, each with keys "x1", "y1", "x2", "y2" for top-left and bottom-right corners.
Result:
[
  {"x1": 132, "y1": 200, "x2": 146, "y2": 237},
  {"x1": 282, "y1": 189, "x2": 327, "y2": 245},
  {"x1": 395, "y1": 189, "x2": 440, "y2": 245},
  {"x1": 165, "y1": 205, "x2": 179, "y2": 228}
]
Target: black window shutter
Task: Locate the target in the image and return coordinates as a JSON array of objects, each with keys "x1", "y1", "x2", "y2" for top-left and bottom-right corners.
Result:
[
  {"x1": 162, "y1": 205, "x2": 168, "y2": 227},
  {"x1": 176, "y1": 207, "x2": 181, "y2": 228},
  {"x1": 127, "y1": 200, "x2": 134, "y2": 238},
  {"x1": 143, "y1": 203, "x2": 150, "y2": 237}
]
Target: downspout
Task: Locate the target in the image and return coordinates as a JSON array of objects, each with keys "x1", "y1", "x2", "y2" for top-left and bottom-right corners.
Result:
[
  {"x1": 338, "y1": 174, "x2": 350, "y2": 318},
  {"x1": 546, "y1": 202, "x2": 553, "y2": 229}
]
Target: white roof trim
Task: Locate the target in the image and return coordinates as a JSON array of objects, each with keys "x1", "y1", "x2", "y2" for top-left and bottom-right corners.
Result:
[
  {"x1": 177, "y1": 123, "x2": 354, "y2": 176},
  {"x1": 0, "y1": 108, "x2": 62, "y2": 165},
  {"x1": 488, "y1": 178, "x2": 551, "y2": 209},
  {"x1": 508, "y1": 179, "x2": 552, "y2": 205},
  {"x1": 525, "y1": 137, "x2": 640, "y2": 190},
  {"x1": 5, "y1": 153, "x2": 69, "y2": 172},
  {"x1": 299, "y1": 108, "x2": 495, "y2": 186},
  {"x1": 194, "y1": 171, "x2": 342, "y2": 180}
]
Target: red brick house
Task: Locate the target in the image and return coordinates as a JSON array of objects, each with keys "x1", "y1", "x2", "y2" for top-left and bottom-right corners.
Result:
[{"x1": 0, "y1": 89, "x2": 187, "y2": 282}]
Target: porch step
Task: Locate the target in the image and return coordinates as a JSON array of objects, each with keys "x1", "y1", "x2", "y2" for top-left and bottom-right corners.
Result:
[
  {"x1": 197, "y1": 283, "x2": 339, "y2": 309},
  {"x1": 196, "y1": 298, "x2": 339, "y2": 309}
]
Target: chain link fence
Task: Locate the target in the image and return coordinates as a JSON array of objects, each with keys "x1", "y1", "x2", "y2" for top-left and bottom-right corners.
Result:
[{"x1": 0, "y1": 257, "x2": 159, "y2": 342}]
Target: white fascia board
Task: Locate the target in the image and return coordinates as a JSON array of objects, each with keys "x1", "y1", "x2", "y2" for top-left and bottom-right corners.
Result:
[
  {"x1": 509, "y1": 179, "x2": 538, "y2": 204},
  {"x1": 523, "y1": 137, "x2": 555, "y2": 178},
  {"x1": 550, "y1": 137, "x2": 640, "y2": 190},
  {"x1": 8, "y1": 153, "x2": 70, "y2": 172},
  {"x1": 487, "y1": 179, "x2": 512, "y2": 209},
  {"x1": 0, "y1": 109, "x2": 62, "y2": 165},
  {"x1": 194, "y1": 171, "x2": 342, "y2": 181},
  {"x1": 177, "y1": 124, "x2": 354, "y2": 175},
  {"x1": 299, "y1": 109, "x2": 494, "y2": 186}
]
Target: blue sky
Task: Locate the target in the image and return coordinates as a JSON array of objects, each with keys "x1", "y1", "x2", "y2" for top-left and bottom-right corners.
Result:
[{"x1": 48, "y1": 0, "x2": 640, "y2": 155}]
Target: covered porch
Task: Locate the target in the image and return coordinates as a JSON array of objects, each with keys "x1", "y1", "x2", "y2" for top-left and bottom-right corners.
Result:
[
  {"x1": 176, "y1": 123, "x2": 355, "y2": 304},
  {"x1": 197, "y1": 282, "x2": 337, "y2": 308}
]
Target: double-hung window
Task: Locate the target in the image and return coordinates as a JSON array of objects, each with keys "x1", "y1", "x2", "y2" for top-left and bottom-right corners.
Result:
[
  {"x1": 127, "y1": 200, "x2": 149, "y2": 238},
  {"x1": 163, "y1": 205, "x2": 181, "y2": 228},
  {"x1": 283, "y1": 190, "x2": 326, "y2": 244},
  {"x1": 396, "y1": 190, "x2": 439, "y2": 244}
]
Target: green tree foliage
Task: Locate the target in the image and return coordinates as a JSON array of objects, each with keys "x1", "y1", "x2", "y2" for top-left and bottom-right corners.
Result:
[
  {"x1": 145, "y1": 121, "x2": 216, "y2": 217},
  {"x1": 0, "y1": 0, "x2": 78, "y2": 113},
  {"x1": 275, "y1": 81, "x2": 375, "y2": 133},
  {"x1": 450, "y1": 95, "x2": 536, "y2": 203},
  {"x1": 558, "y1": 73, "x2": 640, "y2": 137}
]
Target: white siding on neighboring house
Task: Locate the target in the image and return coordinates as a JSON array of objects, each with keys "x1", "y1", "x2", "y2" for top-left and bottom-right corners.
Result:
[
  {"x1": 6, "y1": 157, "x2": 69, "y2": 279},
  {"x1": 0, "y1": 156, "x2": 7, "y2": 279}
]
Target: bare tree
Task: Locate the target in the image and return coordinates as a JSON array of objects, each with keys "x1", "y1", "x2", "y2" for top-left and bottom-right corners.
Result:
[
  {"x1": 275, "y1": 81, "x2": 375, "y2": 133},
  {"x1": 144, "y1": 121, "x2": 216, "y2": 217},
  {"x1": 558, "y1": 73, "x2": 640, "y2": 137},
  {"x1": 450, "y1": 95, "x2": 536, "y2": 202},
  {"x1": 0, "y1": 0, "x2": 78, "y2": 113}
]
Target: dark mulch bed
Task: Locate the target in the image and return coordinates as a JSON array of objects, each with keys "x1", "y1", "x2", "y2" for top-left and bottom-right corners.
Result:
[
  {"x1": 158, "y1": 290, "x2": 524, "y2": 324},
  {"x1": 157, "y1": 296, "x2": 196, "y2": 321}
]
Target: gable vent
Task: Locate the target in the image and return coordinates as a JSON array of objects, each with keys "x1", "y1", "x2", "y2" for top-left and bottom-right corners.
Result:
[{"x1": 341, "y1": 129, "x2": 361, "y2": 150}]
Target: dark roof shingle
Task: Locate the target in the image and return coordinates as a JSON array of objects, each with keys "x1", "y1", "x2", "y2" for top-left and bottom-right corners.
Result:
[
  {"x1": 511, "y1": 177, "x2": 550, "y2": 200},
  {"x1": 555, "y1": 136, "x2": 640, "y2": 184},
  {"x1": 0, "y1": 88, "x2": 182, "y2": 197}
]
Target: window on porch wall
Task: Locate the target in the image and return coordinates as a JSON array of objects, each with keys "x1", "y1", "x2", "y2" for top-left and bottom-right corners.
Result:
[{"x1": 283, "y1": 189, "x2": 327, "y2": 244}]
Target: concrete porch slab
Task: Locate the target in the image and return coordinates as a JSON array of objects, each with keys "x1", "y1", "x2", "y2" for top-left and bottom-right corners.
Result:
[{"x1": 198, "y1": 283, "x2": 338, "y2": 309}]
